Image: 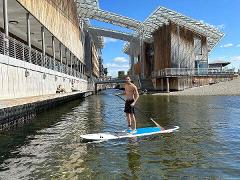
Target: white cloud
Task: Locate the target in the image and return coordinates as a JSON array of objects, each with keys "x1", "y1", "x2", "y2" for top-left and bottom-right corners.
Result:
[
  {"x1": 236, "y1": 44, "x2": 240, "y2": 47},
  {"x1": 230, "y1": 56, "x2": 240, "y2": 61},
  {"x1": 103, "y1": 57, "x2": 130, "y2": 77},
  {"x1": 104, "y1": 63, "x2": 129, "y2": 69},
  {"x1": 104, "y1": 63, "x2": 130, "y2": 77},
  {"x1": 107, "y1": 70, "x2": 121, "y2": 78},
  {"x1": 220, "y1": 43, "x2": 233, "y2": 48},
  {"x1": 113, "y1": 57, "x2": 128, "y2": 63},
  {"x1": 103, "y1": 37, "x2": 118, "y2": 43}
]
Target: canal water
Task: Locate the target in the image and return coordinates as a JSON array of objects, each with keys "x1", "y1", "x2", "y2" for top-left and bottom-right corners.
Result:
[{"x1": 0, "y1": 89, "x2": 240, "y2": 179}]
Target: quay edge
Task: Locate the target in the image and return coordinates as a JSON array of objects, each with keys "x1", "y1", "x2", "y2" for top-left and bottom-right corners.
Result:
[{"x1": 0, "y1": 91, "x2": 93, "y2": 132}]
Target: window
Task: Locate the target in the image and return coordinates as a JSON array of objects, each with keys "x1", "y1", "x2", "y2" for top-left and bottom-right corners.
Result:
[{"x1": 194, "y1": 36, "x2": 202, "y2": 55}]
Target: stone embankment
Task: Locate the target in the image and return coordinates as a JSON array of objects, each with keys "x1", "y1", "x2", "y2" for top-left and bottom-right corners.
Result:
[{"x1": 0, "y1": 91, "x2": 92, "y2": 131}]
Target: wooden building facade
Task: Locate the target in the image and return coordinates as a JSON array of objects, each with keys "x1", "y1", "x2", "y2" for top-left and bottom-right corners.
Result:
[{"x1": 147, "y1": 22, "x2": 209, "y2": 90}]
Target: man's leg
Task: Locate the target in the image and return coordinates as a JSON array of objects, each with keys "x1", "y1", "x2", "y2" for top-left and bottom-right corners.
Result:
[
  {"x1": 130, "y1": 113, "x2": 136, "y2": 130},
  {"x1": 126, "y1": 113, "x2": 131, "y2": 130}
]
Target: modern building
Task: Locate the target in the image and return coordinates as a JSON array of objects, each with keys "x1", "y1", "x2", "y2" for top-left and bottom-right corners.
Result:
[
  {"x1": 118, "y1": 71, "x2": 125, "y2": 79},
  {"x1": 0, "y1": 0, "x2": 235, "y2": 100},
  {"x1": 123, "y1": 7, "x2": 235, "y2": 91},
  {"x1": 0, "y1": 0, "x2": 104, "y2": 100}
]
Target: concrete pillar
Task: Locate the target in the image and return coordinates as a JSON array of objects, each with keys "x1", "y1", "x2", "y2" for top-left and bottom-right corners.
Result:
[
  {"x1": 65, "y1": 48, "x2": 67, "y2": 66},
  {"x1": 52, "y1": 36, "x2": 55, "y2": 70},
  {"x1": 3, "y1": 0, "x2": 9, "y2": 55},
  {"x1": 161, "y1": 78, "x2": 164, "y2": 92},
  {"x1": 166, "y1": 78, "x2": 170, "y2": 93},
  {"x1": 140, "y1": 37, "x2": 145, "y2": 79},
  {"x1": 95, "y1": 84, "x2": 97, "y2": 94},
  {"x1": 26, "y1": 13, "x2": 31, "y2": 63},
  {"x1": 59, "y1": 43, "x2": 62, "y2": 73},
  {"x1": 183, "y1": 78, "x2": 185, "y2": 90},
  {"x1": 70, "y1": 52, "x2": 72, "y2": 75},
  {"x1": 77, "y1": 59, "x2": 79, "y2": 73},
  {"x1": 41, "y1": 26, "x2": 45, "y2": 67}
]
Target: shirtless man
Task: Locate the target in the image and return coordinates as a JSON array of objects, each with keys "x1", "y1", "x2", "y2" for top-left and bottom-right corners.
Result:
[{"x1": 124, "y1": 76, "x2": 139, "y2": 132}]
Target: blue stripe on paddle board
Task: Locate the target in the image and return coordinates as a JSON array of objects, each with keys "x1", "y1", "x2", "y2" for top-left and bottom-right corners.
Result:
[{"x1": 127, "y1": 127, "x2": 161, "y2": 134}]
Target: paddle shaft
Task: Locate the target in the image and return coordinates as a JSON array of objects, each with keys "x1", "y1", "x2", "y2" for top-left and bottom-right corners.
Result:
[{"x1": 115, "y1": 94, "x2": 164, "y2": 129}]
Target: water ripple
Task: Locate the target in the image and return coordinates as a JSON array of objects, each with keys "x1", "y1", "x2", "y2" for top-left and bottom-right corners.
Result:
[{"x1": 0, "y1": 91, "x2": 240, "y2": 179}]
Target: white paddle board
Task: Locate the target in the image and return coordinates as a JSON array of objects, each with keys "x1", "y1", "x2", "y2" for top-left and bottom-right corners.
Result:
[{"x1": 80, "y1": 126, "x2": 179, "y2": 141}]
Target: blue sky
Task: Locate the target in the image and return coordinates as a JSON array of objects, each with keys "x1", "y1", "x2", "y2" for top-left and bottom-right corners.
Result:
[{"x1": 91, "y1": 0, "x2": 240, "y2": 77}]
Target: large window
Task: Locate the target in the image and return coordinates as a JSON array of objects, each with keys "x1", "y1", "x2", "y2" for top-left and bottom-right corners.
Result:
[{"x1": 194, "y1": 36, "x2": 202, "y2": 55}]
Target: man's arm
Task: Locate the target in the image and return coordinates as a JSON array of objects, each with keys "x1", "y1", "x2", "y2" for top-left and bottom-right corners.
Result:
[{"x1": 131, "y1": 85, "x2": 139, "y2": 106}]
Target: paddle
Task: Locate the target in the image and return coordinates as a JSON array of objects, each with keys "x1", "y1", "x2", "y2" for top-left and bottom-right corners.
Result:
[{"x1": 115, "y1": 94, "x2": 165, "y2": 130}]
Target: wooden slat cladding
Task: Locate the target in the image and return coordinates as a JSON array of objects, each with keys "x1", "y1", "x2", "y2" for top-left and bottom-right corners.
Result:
[
  {"x1": 170, "y1": 22, "x2": 208, "y2": 68},
  {"x1": 17, "y1": 0, "x2": 84, "y2": 62},
  {"x1": 143, "y1": 42, "x2": 154, "y2": 78},
  {"x1": 153, "y1": 25, "x2": 171, "y2": 71},
  {"x1": 134, "y1": 62, "x2": 141, "y2": 75},
  {"x1": 48, "y1": 0, "x2": 79, "y2": 27},
  {"x1": 200, "y1": 36, "x2": 208, "y2": 61},
  {"x1": 152, "y1": 22, "x2": 208, "y2": 72},
  {"x1": 170, "y1": 22, "x2": 195, "y2": 68}
]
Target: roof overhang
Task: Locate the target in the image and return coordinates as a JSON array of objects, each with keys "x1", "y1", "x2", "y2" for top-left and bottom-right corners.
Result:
[
  {"x1": 73, "y1": 2, "x2": 224, "y2": 55},
  {"x1": 142, "y1": 7, "x2": 224, "y2": 51},
  {"x1": 209, "y1": 61, "x2": 231, "y2": 66},
  {"x1": 88, "y1": 26, "x2": 138, "y2": 42},
  {"x1": 74, "y1": 0, "x2": 142, "y2": 31}
]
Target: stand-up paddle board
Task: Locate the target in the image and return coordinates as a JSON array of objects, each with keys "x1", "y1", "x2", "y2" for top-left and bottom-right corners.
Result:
[{"x1": 80, "y1": 126, "x2": 179, "y2": 141}]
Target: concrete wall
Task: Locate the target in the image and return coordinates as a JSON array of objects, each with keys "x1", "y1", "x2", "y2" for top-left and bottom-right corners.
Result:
[{"x1": 0, "y1": 54, "x2": 88, "y2": 100}]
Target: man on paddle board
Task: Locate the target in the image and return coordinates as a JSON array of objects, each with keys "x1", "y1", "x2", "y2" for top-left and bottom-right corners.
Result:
[{"x1": 124, "y1": 76, "x2": 139, "y2": 132}]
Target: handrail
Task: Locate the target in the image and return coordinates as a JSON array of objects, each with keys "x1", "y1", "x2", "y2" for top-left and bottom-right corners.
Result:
[
  {"x1": 152, "y1": 68, "x2": 236, "y2": 77},
  {"x1": 0, "y1": 31, "x2": 88, "y2": 81}
]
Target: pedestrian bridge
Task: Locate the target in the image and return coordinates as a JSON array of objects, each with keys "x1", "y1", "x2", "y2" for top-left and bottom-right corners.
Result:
[
  {"x1": 95, "y1": 79, "x2": 126, "y2": 85},
  {"x1": 94, "y1": 79, "x2": 126, "y2": 93}
]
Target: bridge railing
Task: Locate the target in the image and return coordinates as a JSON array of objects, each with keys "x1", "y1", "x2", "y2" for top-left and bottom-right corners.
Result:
[{"x1": 95, "y1": 79, "x2": 126, "y2": 84}]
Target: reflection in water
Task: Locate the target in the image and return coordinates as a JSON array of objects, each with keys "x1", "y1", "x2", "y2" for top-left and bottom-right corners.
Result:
[
  {"x1": 0, "y1": 90, "x2": 240, "y2": 179},
  {"x1": 127, "y1": 138, "x2": 141, "y2": 179}
]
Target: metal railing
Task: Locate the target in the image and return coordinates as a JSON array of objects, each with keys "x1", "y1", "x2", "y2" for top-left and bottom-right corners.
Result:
[
  {"x1": 153, "y1": 68, "x2": 236, "y2": 77},
  {"x1": 0, "y1": 31, "x2": 88, "y2": 80}
]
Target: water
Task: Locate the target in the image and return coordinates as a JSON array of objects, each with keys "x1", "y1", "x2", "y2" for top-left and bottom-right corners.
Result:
[{"x1": 0, "y1": 89, "x2": 240, "y2": 179}]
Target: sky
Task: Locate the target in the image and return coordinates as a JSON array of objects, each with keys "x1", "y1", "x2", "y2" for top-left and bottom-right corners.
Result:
[{"x1": 91, "y1": 0, "x2": 240, "y2": 77}]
